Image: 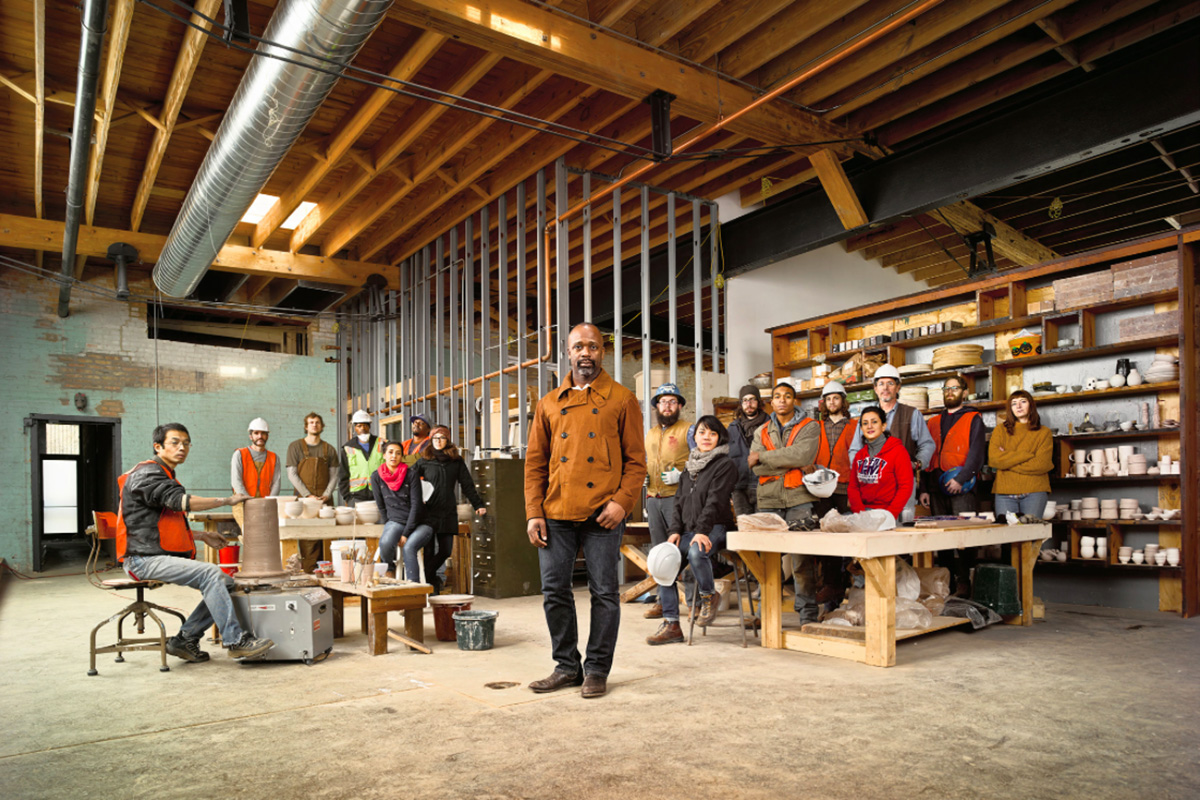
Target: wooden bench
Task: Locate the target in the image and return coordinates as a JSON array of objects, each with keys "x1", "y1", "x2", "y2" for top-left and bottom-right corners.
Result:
[{"x1": 316, "y1": 578, "x2": 433, "y2": 655}]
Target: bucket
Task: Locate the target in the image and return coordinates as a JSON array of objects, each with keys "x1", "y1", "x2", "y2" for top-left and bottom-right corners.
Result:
[
  {"x1": 452, "y1": 609, "x2": 498, "y2": 651},
  {"x1": 331, "y1": 540, "x2": 367, "y2": 572},
  {"x1": 429, "y1": 594, "x2": 474, "y2": 642},
  {"x1": 218, "y1": 545, "x2": 240, "y2": 576}
]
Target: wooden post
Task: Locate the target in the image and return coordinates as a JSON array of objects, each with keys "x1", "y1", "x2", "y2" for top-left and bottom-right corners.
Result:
[
  {"x1": 761, "y1": 551, "x2": 783, "y2": 649},
  {"x1": 1179, "y1": 238, "x2": 1198, "y2": 617},
  {"x1": 861, "y1": 556, "x2": 896, "y2": 667}
]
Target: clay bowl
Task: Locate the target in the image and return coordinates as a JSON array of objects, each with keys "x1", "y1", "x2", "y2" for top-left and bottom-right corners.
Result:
[
  {"x1": 335, "y1": 512, "x2": 355, "y2": 526},
  {"x1": 282, "y1": 500, "x2": 303, "y2": 519},
  {"x1": 318, "y1": 506, "x2": 336, "y2": 519},
  {"x1": 356, "y1": 508, "x2": 381, "y2": 524}
]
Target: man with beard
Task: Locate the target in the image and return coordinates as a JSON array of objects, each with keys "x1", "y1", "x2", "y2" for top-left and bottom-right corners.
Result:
[
  {"x1": 231, "y1": 418, "x2": 280, "y2": 499},
  {"x1": 748, "y1": 379, "x2": 822, "y2": 623},
  {"x1": 728, "y1": 384, "x2": 769, "y2": 517},
  {"x1": 286, "y1": 412, "x2": 339, "y2": 573},
  {"x1": 847, "y1": 363, "x2": 934, "y2": 519},
  {"x1": 919, "y1": 374, "x2": 986, "y2": 594},
  {"x1": 524, "y1": 323, "x2": 646, "y2": 699},
  {"x1": 640, "y1": 382, "x2": 692, "y2": 620}
]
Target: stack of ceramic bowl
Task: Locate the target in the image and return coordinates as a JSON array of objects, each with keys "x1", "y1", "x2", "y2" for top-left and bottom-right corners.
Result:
[
  {"x1": 1099, "y1": 499, "x2": 1119, "y2": 521},
  {"x1": 334, "y1": 506, "x2": 355, "y2": 525},
  {"x1": 1118, "y1": 546, "x2": 1133, "y2": 564},
  {"x1": 1080, "y1": 536, "x2": 1097, "y2": 559},
  {"x1": 1118, "y1": 498, "x2": 1141, "y2": 520},
  {"x1": 899, "y1": 386, "x2": 928, "y2": 409},
  {"x1": 897, "y1": 363, "x2": 933, "y2": 377},
  {"x1": 932, "y1": 343, "x2": 984, "y2": 370},
  {"x1": 318, "y1": 505, "x2": 336, "y2": 520},
  {"x1": 355, "y1": 501, "x2": 381, "y2": 524},
  {"x1": 1079, "y1": 497, "x2": 1100, "y2": 520},
  {"x1": 1144, "y1": 355, "x2": 1179, "y2": 383},
  {"x1": 282, "y1": 499, "x2": 303, "y2": 519},
  {"x1": 1145, "y1": 543, "x2": 1161, "y2": 564},
  {"x1": 1126, "y1": 453, "x2": 1147, "y2": 475}
]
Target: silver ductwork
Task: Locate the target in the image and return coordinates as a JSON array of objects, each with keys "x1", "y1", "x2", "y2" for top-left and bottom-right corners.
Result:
[{"x1": 153, "y1": 0, "x2": 394, "y2": 297}]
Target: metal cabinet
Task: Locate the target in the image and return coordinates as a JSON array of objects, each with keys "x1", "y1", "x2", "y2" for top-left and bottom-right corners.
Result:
[{"x1": 470, "y1": 458, "x2": 542, "y2": 599}]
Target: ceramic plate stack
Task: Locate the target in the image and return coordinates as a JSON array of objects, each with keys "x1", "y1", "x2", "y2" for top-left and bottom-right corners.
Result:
[
  {"x1": 1099, "y1": 499, "x2": 1119, "y2": 521},
  {"x1": 898, "y1": 386, "x2": 928, "y2": 409},
  {"x1": 1118, "y1": 498, "x2": 1141, "y2": 520},
  {"x1": 932, "y1": 343, "x2": 984, "y2": 370},
  {"x1": 1127, "y1": 453, "x2": 1147, "y2": 475},
  {"x1": 897, "y1": 363, "x2": 933, "y2": 377},
  {"x1": 1144, "y1": 355, "x2": 1179, "y2": 384},
  {"x1": 1080, "y1": 497, "x2": 1100, "y2": 520}
]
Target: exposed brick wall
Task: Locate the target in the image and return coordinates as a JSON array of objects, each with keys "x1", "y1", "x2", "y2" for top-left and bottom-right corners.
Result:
[{"x1": 0, "y1": 269, "x2": 337, "y2": 571}]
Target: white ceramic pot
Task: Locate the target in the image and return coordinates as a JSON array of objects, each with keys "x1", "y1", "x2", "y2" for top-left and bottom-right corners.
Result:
[
  {"x1": 301, "y1": 497, "x2": 323, "y2": 519},
  {"x1": 283, "y1": 500, "x2": 303, "y2": 519},
  {"x1": 1109, "y1": 373, "x2": 1126, "y2": 388},
  {"x1": 1132, "y1": 551, "x2": 1144, "y2": 564},
  {"x1": 357, "y1": 509, "x2": 381, "y2": 524},
  {"x1": 1126, "y1": 369, "x2": 1143, "y2": 386},
  {"x1": 1080, "y1": 545, "x2": 1095, "y2": 559},
  {"x1": 318, "y1": 506, "x2": 336, "y2": 519}
]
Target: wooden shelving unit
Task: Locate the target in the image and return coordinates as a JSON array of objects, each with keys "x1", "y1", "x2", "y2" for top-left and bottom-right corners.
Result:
[{"x1": 767, "y1": 232, "x2": 1196, "y2": 616}]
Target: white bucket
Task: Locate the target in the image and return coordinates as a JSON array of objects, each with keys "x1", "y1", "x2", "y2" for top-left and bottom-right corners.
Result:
[{"x1": 331, "y1": 539, "x2": 368, "y2": 572}]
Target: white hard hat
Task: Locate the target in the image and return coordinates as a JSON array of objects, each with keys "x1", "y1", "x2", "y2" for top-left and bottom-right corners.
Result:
[
  {"x1": 248, "y1": 417, "x2": 269, "y2": 432},
  {"x1": 351, "y1": 409, "x2": 372, "y2": 424},
  {"x1": 821, "y1": 381, "x2": 846, "y2": 397},
  {"x1": 646, "y1": 542, "x2": 681, "y2": 587},
  {"x1": 873, "y1": 364, "x2": 902, "y2": 383},
  {"x1": 803, "y1": 468, "x2": 839, "y2": 498}
]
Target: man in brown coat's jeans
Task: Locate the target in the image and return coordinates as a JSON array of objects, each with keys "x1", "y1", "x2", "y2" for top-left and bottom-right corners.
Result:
[{"x1": 524, "y1": 323, "x2": 646, "y2": 699}]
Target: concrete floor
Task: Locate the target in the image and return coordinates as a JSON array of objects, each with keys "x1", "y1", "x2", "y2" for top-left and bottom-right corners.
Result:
[{"x1": 2, "y1": 563, "x2": 1199, "y2": 800}]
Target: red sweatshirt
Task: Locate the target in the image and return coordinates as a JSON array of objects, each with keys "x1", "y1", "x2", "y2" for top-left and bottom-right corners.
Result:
[{"x1": 849, "y1": 434, "x2": 915, "y2": 521}]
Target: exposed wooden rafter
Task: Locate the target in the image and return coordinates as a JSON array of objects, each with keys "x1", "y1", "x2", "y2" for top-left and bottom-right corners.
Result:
[
  {"x1": 810, "y1": 149, "x2": 869, "y2": 230},
  {"x1": 129, "y1": 0, "x2": 221, "y2": 232}
]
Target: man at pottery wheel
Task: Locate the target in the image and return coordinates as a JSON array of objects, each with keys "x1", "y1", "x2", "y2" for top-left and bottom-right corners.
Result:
[{"x1": 119, "y1": 423, "x2": 274, "y2": 663}]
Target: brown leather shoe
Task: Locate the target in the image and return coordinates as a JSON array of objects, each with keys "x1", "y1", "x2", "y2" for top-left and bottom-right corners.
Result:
[
  {"x1": 646, "y1": 620, "x2": 684, "y2": 645},
  {"x1": 581, "y1": 675, "x2": 607, "y2": 699},
  {"x1": 697, "y1": 592, "x2": 718, "y2": 627},
  {"x1": 643, "y1": 602, "x2": 663, "y2": 619},
  {"x1": 528, "y1": 670, "x2": 584, "y2": 693}
]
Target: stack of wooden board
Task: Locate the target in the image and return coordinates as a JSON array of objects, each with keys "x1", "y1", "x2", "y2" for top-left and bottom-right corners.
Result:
[
  {"x1": 1118, "y1": 310, "x2": 1180, "y2": 341},
  {"x1": 931, "y1": 343, "x2": 984, "y2": 370},
  {"x1": 1111, "y1": 252, "x2": 1179, "y2": 299},
  {"x1": 1053, "y1": 271, "x2": 1114, "y2": 309}
]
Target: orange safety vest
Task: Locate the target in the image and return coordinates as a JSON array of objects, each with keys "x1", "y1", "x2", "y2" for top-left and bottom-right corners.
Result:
[
  {"x1": 758, "y1": 417, "x2": 814, "y2": 489},
  {"x1": 116, "y1": 460, "x2": 194, "y2": 563},
  {"x1": 236, "y1": 448, "x2": 277, "y2": 497},
  {"x1": 816, "y1": 418, "x2": 858, "y2": 484},
  {"x1": 926, "y1": 411, "x2": 980, "y2": 472},
  {"x1": 402, "y1": 437, "x2": 428, "y2": 456}
]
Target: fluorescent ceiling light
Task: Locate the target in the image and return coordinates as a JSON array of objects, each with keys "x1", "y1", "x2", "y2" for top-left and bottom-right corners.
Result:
[
  {"x1": 240, "y1": 194, "x2": 279, "y2": 225},
  {"x1": 281, "y1": 201, "x2": 318, "y2": 230}
]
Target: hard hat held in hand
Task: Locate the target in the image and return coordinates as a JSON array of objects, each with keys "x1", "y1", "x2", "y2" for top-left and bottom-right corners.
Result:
[
  {"x1": 247, "y1": 417, "x2": 269, "y2": 432},
  {"x1": 351, "y1": 409, "x2": 372, "y2": 424},
  {"x1": 802, "y1": 468, "x2": 839, "y2": 498},
  {"x1": 939, "y1": 466, "x2": 976, "y2": 495},
  {"x1": 646, "y1": 542, "x2": 681, "y2": 586}
]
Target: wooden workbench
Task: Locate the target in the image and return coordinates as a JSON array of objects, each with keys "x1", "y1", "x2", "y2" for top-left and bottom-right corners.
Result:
[
  {"x1": 317, "y1": 578, "x2": 432, "y2": 655},
  {"x1": 727, "y1": 523, "x2": 1050, "y2": 667}
]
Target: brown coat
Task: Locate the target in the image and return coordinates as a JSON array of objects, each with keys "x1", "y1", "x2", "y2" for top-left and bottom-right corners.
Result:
[{"x1": 524, "y1": 368, "x2": 647, "y2": 522}]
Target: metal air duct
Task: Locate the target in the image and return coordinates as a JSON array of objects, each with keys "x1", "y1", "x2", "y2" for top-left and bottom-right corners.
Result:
[
  {"x1": 153, "y1": 0, "x2": 394, "y2": 298},
  {"x1": 59, "y1": 0, "x2": 109, "y2": 318}
]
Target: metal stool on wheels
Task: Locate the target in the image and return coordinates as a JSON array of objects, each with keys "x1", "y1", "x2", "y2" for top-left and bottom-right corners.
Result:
[
  {"x1": 686, "y1": 549, "x2": 758, "y2": 647},
  {"x1": 86, "y1": 512, "x2": 185, "y2": 676}
]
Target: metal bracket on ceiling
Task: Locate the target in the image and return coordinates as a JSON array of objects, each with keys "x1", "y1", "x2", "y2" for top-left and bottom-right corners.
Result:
[
  {"x1": 965, "y1": 222, "x2": 997, "y2": 278},
  {"x1": 223, "y1": 0, "x2": 252, "y2": 44},
  {"x1": 106, "y1": 242, "x2": 139, "y2": 300},
  {"x1": 647, "y1": 90, "x2": 675, "y2": 162}
]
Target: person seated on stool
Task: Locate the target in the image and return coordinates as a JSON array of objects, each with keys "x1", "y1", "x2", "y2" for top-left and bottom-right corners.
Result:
[
  {"x1": 647, "y1": 416, "x2": 738, "y2": 646},
  {"x1": 416, "y1": 425, "x2": 487, "y2": 595},
  {"x1": 372, "y1": 440, "x2": 428, "y2": 580},
  {"x1": 848, "y1": 406, "x2": 915, "y2": 523},
  {"x1": 119, "y1": 423, "x2": 273, "y2": 663}
]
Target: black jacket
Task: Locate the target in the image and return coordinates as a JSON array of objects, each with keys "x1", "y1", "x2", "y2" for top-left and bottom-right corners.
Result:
[
  {"x1": 728, "y1": 415, "x2": 766, "y2": 491},
  {"x1": 369, "y1": 465, "x2": 423, "y2": 538},
  {"x1": 121, "y1": 457, "x2": 191, "y2": 558},
  {"x1": 417, "y1": 456, "x2": 485, "y2": 533},
  {"x1": 669, "y1": 454, "x2": 738, "y2": 537}
]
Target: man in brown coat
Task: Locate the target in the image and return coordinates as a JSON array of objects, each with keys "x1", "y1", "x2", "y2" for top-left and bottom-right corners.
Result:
[{"x1": 525, "y1": 323, "x2": 646, "y2": 699}]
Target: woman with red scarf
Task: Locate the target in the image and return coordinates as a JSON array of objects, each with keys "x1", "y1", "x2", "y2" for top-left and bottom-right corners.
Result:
[
  {"x1": 371, "y1": 441, "x2": 428, "y2": 579},
  {"x1": 848, "y1": 406, "x2": 914, "y2": 523}
]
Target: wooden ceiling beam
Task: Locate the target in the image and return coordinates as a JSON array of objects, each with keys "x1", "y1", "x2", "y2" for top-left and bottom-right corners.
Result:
[
  {"x1": 636, "y1": 0, "x2": 723, "y2": 50},
  {"x1": 251, "y1": 30, "x2": 446, "y2": 248},
  {"x1": 383, "y1": 94, "x2": 639, "y2": 266},
  {"x1": 129, "y1": 0, "x2": 221, "y2": 232},
  {"x1": 818, "y1": 0, "x2": 1079, "y2": 121},
  {"x1": 675, "y1": 0, "x2": 795, "y2": 65},
  {"x1": 809, "y1": 149, "x2": 868, "y2": 229},
  {"x1": 934, "y1": 201, "x2": 1058, "y2": 265},
  {"x1": 387, "y1": 0, "x2": 863, "y2": 158},
  {"x1": 859, "y1": 224, "x2": 951, "y2": 262},
  {"x1": 738, "y1": 156, "x2": 815, "y2": 208},
  {"x1": 843, "y1": 218, "x2": 924, "y2": 254},
  {"x1": 32, "y1": 0, "x2": 45, "y2": 222},
  {"x1": 329, "y1": 66, "x2": 562, "y2": 260},
  {"x1": 1075, "y1": 0, "x2": 1200, "y2": 64},
  {"x1": 783, "y1": 0, "x2": 1010, "y2": 107},
  {"x1": 716, "y1": 0, "x2": 873, "y2": 80},
  {"x1": 0, "y1": 214, "x2": 395, "y2": 289},
  {"x1": 289, "y1": 50, "x2": 504, "y2": 253}
]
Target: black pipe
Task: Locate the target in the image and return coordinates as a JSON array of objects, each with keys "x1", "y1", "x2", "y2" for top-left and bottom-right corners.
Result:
[
  {"x1": 58, "y1": 0, "x2": 109, "y2": 318},
  {"x1": 107, "y1": 242, "x2": 138, "y2": 299}
]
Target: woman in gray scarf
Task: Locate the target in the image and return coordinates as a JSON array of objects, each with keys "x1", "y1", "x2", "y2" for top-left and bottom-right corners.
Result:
[{"x1": 646, "y1": 416, "x2": 738, "y2": 646}]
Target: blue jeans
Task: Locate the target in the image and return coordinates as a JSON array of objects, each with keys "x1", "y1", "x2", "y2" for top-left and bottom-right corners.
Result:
[
  {"x1": 539, "y1": 515, "x2": 623, "y2": 678},
  {"x1": 381, "y1": 521, "x2": 433, "y2": 579},
  {"x1": 994, "y1": 492, "x2": 1049, "y2": 517},
  {"x1": 660, "y1": 526, "x2": 727, "y2": 623},
  {"x1": 124, "y1": 554, "x2": 245, "y2": 643},
  {"x1": 765, "y1": 503, "x2": 818, "y2": 620}
]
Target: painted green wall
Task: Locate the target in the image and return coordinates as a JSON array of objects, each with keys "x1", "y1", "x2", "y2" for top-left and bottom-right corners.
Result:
[{"x1": 0, "y1": 271, "x2": 338, "y2": 572}]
